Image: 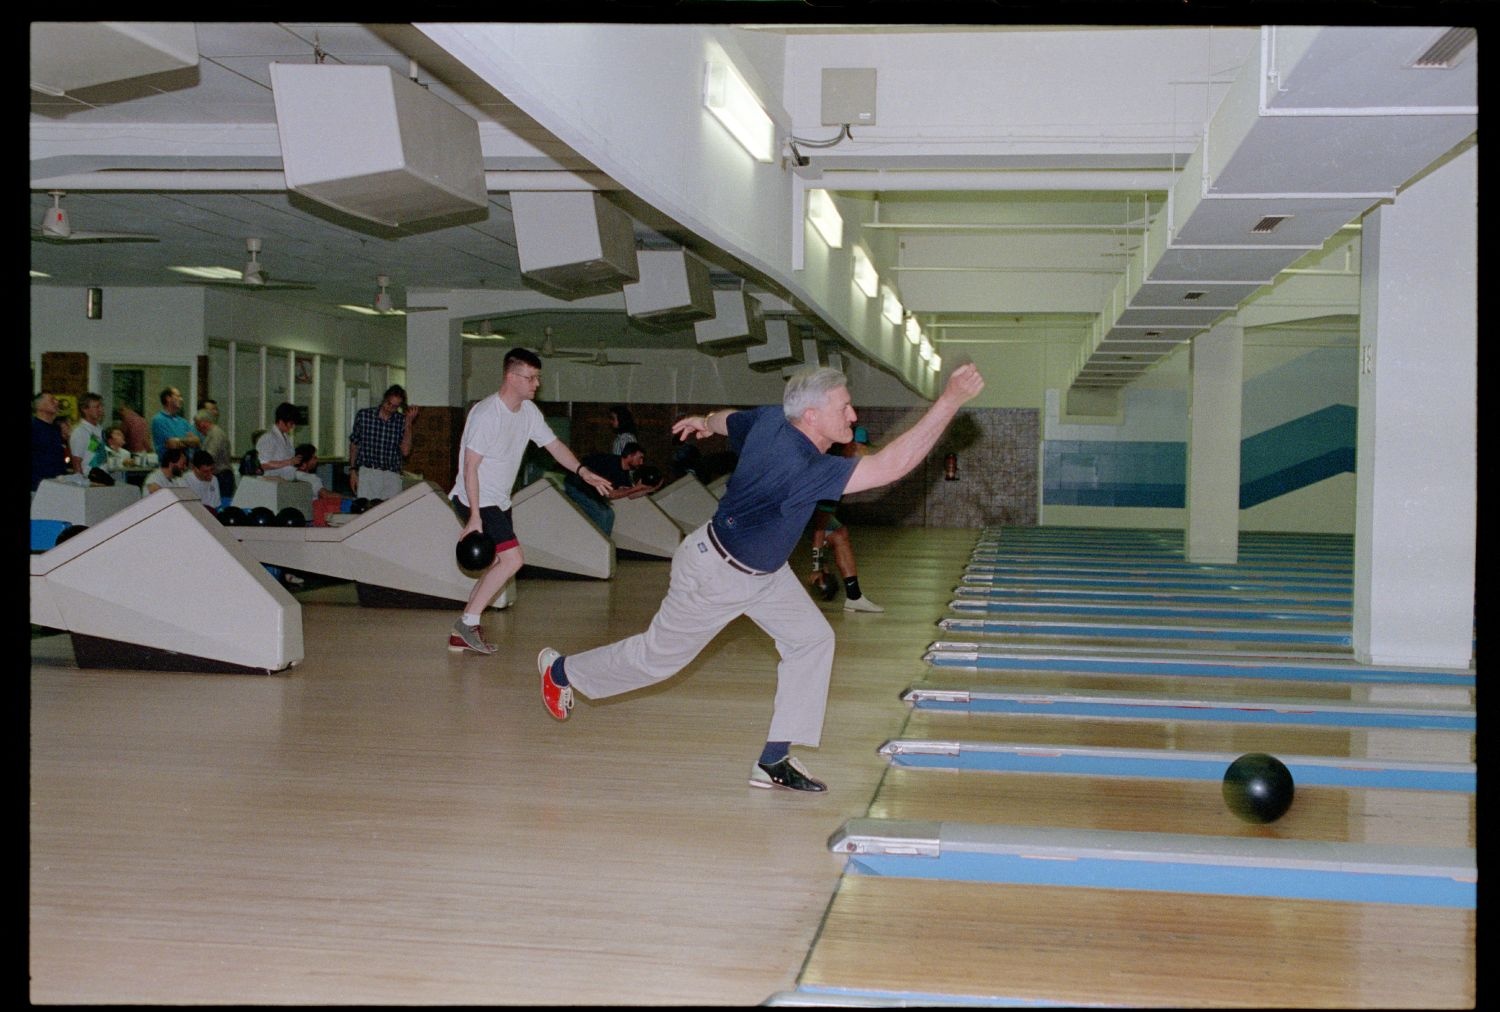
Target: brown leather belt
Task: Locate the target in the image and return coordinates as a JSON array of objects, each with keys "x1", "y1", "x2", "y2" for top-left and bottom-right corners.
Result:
[{"x1": 706, "y1": 522, "x2": 769, "y2": 576}]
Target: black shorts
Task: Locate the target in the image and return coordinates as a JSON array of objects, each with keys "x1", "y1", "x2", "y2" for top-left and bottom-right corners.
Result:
[{"x1": 450, "y1": 497, "x2": 519, "y2": 552}]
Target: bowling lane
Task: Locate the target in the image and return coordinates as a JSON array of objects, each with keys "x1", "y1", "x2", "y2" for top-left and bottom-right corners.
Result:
[
  {"x1": 798, "y1": 877, "x2": 1475, "y2": 1007},
  {"x1": 864, "y1": 767, "x2": 1475, "y2": 847},
  {"x1": 901, "y1": 710, "x2": 1475, "y2": 764}
]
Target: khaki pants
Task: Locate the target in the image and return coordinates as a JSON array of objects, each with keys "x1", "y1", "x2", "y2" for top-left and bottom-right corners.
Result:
[
  {"x1": 567, "y1": 523, "x2": 836, "y2": 746},
  {"x1": 356, "y1": 467, "x2": 403, "y2": 502}
]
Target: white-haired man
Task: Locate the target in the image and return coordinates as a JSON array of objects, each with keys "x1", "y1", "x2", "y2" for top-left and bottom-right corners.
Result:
[{"x1": 537, "y1": 361, "x2": 985, "y2": 792}]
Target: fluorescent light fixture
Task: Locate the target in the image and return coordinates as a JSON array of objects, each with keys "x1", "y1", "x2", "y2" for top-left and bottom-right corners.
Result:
[
  {"x1": 919, "y1": 337, "x2": 934, "y2": 362},
  {"x1": 928, "y1": 353, "x2": 942, "y2": 373},
  {"x1": 339, "y1": 304, "x2": 406, "y2": 316},
  {"x1": 703, "y1": 57, "x2": 775, "y2": 162},
  {"x1": 169, "y1": 265, "x2": 241, "y2": 280},
  {"x1": 30, "y1": 270, "x2": 50, "y2": 278},
  {"x1": 806, "y1": 189, "x2": 843, "y2": 248},
  {"x1": 904, "y1": 317, "x2": 922, "y2": 345},
  {"x1": 851, "y1": 245, "x2": 878, "y2": 298},
  {"x1": 881, "y1": 284, "x2": 903, "y2": 326}
]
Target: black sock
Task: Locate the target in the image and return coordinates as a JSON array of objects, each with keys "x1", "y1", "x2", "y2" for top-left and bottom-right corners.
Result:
[
  {"x1": 759, "y1": 741, "x2": 790, "y2": 765},
  {"x1": 844, "y1": 576, "x2": 862, "y2": 600}
]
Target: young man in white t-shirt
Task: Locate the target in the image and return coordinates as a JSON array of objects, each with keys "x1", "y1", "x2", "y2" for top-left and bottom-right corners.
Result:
[{"x1": 447, "y1": 347, "x2": 614, "y2": 654}]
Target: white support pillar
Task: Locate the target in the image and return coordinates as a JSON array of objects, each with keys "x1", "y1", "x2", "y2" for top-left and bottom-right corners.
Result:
[
  {"x1": 1185, "y1": 317, "x2": 1244, "y2": 564},
  {"x1": 309, "y1": 353, "x2": 322, "y2": 450},
  {"x1": 226, "y1": 339, "x2": 237, "y2": 452},
  {"x1": 405, "y1": 312, "x2": 464, "y2": 408},
  {"x1": 256, "y1": 345, "x2": 268, "y2": 428},
  {"x1": 1353, "y1": 145, "x2": 1476, "y2": 670},
  {"x1": 333, "y1": 357, "x2": 347, "y2": 458}
]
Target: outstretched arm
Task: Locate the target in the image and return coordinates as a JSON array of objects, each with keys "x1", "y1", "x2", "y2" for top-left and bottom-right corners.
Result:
[
  {"x1": 546, "y1": 440, "x2": 615, "y2": 496},
  {"x1": 672, "y1": 409, "x2": 736, "y2": 442},
  {"x1": 844, "y1": 363, "x2": 985, "y2": 495}
]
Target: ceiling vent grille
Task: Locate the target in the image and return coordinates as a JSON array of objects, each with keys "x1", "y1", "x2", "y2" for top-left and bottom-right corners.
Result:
[
  {"x1": 1250, "y1": 214, "x2": 1292, "y2": 235},
  {"x1": 1411, "y1": 28, "x2": 1477, "y2": 69}
]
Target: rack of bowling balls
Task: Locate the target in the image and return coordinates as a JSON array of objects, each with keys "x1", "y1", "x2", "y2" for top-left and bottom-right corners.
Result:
[{"x1": 215, "y1": 497, "x2": 384, "y2": 529}]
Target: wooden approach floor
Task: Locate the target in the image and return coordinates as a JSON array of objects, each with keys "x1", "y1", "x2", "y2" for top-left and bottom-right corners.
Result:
[{"x1": 29, "y1": 528, "x2": 1476, "y2": 1005}]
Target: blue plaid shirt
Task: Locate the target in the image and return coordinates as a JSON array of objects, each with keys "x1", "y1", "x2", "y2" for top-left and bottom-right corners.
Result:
[{"x1": 349, "y1": 406, "x2": 407, "y2": 472}]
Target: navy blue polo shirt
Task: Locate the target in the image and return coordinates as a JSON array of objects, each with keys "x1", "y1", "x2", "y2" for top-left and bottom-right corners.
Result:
[{"x1": 712, "y1": 406, "x2": 857, "y2": 572}]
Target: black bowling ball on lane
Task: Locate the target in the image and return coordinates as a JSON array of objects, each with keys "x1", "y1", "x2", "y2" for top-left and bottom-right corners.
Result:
[
  {"x1": 1222, "y1": 752, "x2": 1295, "y2": 824},
  {"x1": 276, "y1": 507, "x2": 306, "y2": 528},
  {"x1": 456, "y1": 530, "x2": 497, "y2": 571}
]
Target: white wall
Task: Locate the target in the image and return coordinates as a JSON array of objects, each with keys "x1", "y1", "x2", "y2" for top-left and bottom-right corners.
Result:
[{"x1": 31, "y1": 286, "x2": 206, "y2": 397}]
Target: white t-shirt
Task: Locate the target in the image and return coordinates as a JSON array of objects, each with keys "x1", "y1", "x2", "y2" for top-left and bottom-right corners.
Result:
[
  {"x1": 70, "y1": 419, "x2": 105, "y2": 471},
  {"x1": 183, "y1": 470, "x2": 222, "y2": 508},
  {"x1": 146, "y1": 468, "x2": 185, "y2": 493},
  {"x1": 256, "y1": 427, "x2": 298, "y2": 480},
  {"x1": 448, "y1": 394, "x2": 557, "y2": 510}
]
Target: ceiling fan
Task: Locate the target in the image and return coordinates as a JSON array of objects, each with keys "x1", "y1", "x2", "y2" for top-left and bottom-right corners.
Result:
[
  {"x1": 182, "y1": 238, "x2": 316, "y2": 290},
  {"x1": 566, "y1": 341, "x2": 644, "y2": 368},
  {"x1": 32, "y1": 190, "x2": 159, "y2": 244},
  {"x1": 375, "y1": 274, "x2": 445, "y2": 314},
  {"x1": 538, "y1": 326, "x2": 594, "y2": 360},
  {"x1": 460, "y1": 319, "x2": 505, "y2": 339}
]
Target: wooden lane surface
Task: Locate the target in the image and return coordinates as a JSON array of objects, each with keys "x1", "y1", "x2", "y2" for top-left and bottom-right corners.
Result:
[
  {"x1": 28, "y1": 527, "x2": 978, "y2": 1005},
  {"x1": 866, "y1": 768, "x2": 1475, "y2": 847},
  {"x1": 800, "y1": 877, "x2": 1475, "y2": 1007},
  {"x1": 902, "y1": 709, "x2": 1475, "y2": 764}
]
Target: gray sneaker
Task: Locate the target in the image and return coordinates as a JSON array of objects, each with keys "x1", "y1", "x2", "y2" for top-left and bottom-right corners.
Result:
[{"x1": 448, "y1": 618, "x2": 497, "y2": 654}]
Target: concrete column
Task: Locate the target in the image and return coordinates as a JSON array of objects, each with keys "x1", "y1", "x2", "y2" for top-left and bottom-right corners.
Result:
[
  {"x1": 1185, "y1": 317, "x2": 1244, "y2": 564},
  {"x1": 404, "y1": 311, "x2": 464, "y2": 408},
  {"x1": 1354, "y1": 145, "x2": 1476, "y2": 669},
  {"x1": 403, "y1": 311, "x2": 466, "y2": 492}
]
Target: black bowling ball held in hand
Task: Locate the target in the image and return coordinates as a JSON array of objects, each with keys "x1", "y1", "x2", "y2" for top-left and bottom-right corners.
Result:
[
  {"x1": 456, "y1": 530, "x2": 497, "y2": 571},
  {"x1": 633, "y1": 465, "x2": 662, "y2": 487},
  {"x1": 1222, "y1": 752, "x2": 1295, "y2": 824}
]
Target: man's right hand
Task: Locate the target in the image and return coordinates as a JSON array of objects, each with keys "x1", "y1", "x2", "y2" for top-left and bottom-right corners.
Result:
[
  {"x1": 941, "y1": 362, "x2": 986, "y2": 406},
  {"x1": 349, "y1": 470, "x2": 359, "y2": 493}
]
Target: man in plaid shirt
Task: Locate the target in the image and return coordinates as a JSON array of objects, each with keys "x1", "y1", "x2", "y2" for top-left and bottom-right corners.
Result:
[{"x1": 347, "y1": 384, "x2": 419, "y2": 502}]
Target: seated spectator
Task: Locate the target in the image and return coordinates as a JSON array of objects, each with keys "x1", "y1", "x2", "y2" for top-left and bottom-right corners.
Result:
[
  {"x1": 562, "y1": 441, "x2": 662, "y2": 535},
  {"x1": 255, "y1": 404, "x2": 304, "y2": 479},
  {"x1": 290, "y1": 443, "x2": 345, "y2": 500},
  {"x1": 101, "y1": 426, "x2": 135, "y2": 474},
  {"x1": 145, "y1": 447, "x2": 190, "y2": 494},
  {"x1": 182, "y1": 450, "x2": 222, "y2": 509},
  {"x1": 31, "y1": 392, "x2": 70, "y2": 493}
]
